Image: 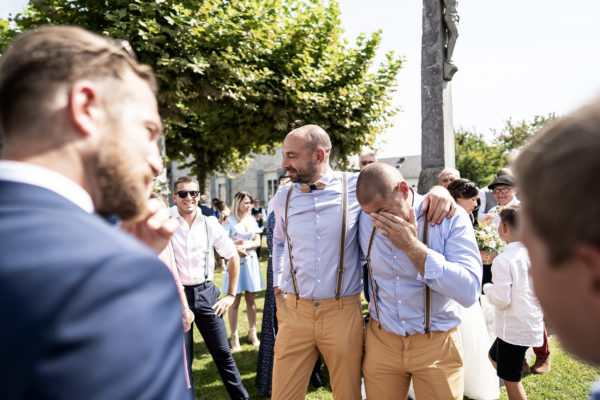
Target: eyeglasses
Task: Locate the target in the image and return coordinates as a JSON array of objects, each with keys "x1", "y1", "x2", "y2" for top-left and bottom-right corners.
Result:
[
  {"x1": 176, "y1": 190, "x2": 199, "y2": 199},
  {"x1": 493, "y1": 187, "x2": 512, "y2": 194},
  {"x1": 360, "y1": 160, "x2": 375, "y2": 166}
]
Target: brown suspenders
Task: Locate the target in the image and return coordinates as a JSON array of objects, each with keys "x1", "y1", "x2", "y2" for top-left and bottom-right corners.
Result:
[
  {"x1": 283, "y1": 173, "x2": 348, "y2": 301},
  {"x1": 366, "y1": 218, "x2": 432, "y2": 333}
]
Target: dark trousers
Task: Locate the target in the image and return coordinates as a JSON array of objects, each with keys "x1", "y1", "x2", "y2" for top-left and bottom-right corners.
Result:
[{"x1": 184, "y1": 282, "x2": 248, "y2": 400}]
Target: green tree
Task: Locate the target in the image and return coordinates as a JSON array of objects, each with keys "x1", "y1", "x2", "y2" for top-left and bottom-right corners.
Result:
[
  {"x1": 455, "y1": 113, "x2": 557, "y2": 188},
  {"x1": 7, "y1": 0, "x2": 402, "y2": 190},
  {"x1": 454, "y1": 128, "x2": 503, "y2": 188}
]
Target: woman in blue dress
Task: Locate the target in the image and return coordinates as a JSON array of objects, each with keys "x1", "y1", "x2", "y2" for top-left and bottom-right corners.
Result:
[{"x1": 222, "y1": 191, "x2": 264, "y2": 351}]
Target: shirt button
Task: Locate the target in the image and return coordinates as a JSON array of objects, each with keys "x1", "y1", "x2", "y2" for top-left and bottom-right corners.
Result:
[
  {"x1": 317, "y1": 279, "x2": 321, "y2": 283},
  {"x1": 398, "y1": 300, "x2": 402, "y2": 304},
  {"x1": 401, "y1": 320, "x2": 405, "y2": 324},
  {"x1": 396, "y1": 277, "x2": 400, "y2": 280},
  {"x1": 317, "y1": 236, "x2": 320, "y2": 240},
  {"x1": 316, "y1": 215, "x2": 319, "y2": 218},
  {"x1": 317, "y1": 257, "x2": 321, "y2": 261},
  {"x1": 393, "y1": 256, "x2": 397, "y2": 259}
]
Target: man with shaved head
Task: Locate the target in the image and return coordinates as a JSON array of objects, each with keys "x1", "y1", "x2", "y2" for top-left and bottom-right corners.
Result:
[
  {"x1": 357, "y1": 162, "x2": 482, "y2": 400},
  {"x1": 271, "y1": 125, "x2": 456, "y2": 399}
]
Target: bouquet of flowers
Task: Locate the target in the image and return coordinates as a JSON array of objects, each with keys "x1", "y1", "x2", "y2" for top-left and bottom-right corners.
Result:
[{"x1": 475, "y1": 222, "x2": 504, "y2": 253}]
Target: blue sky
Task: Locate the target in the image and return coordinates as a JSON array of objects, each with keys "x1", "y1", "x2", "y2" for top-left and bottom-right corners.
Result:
[{"x1": 3, "y1": 0, "x2": 600, "y2": 157}]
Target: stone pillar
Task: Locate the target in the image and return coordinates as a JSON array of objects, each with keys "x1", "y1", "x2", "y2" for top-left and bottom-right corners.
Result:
[{"x1": 418, "y1": 0, "x2": 456, "y2": 194}]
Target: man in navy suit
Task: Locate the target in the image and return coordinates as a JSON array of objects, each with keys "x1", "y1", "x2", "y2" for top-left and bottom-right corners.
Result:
[{"x1": 0, "y1": 26, "x2": 191, "y2": 399}]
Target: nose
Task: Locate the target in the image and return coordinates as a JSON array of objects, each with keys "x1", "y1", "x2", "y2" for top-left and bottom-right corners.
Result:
[
  {"x1": 281, "y1": 158, "x2": 289, "y2": 169},
  {"x1": 148, "y1": 142, "x2": 164, "y2": 177}
]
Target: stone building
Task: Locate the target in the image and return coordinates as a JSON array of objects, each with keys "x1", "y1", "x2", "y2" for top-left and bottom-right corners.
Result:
[{"x1": 168, "y1": 149, "x2": 421, "y2": 207}]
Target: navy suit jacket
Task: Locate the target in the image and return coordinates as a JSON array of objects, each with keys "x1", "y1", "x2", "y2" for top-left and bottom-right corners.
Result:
[
  {"x1": 0, "y1": 180, "x2": 191, "y2": 400},
  {"x1": 199, "y1": 204, "x2": 215, "y2": 217}
]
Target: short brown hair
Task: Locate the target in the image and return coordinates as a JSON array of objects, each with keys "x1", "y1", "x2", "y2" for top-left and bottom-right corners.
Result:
[
  {"x1": 0, "y1": 25, "x2": 156, "y2": 139},
  {"x1": 499, "y1": 204, "x2": 520, "y2": 231},
  {"x1": 174, "y1": 176, "x2": 199, "y2": 192},
  {"x1": 514, "y1": 100, "x2": 600, "y2": 265}
]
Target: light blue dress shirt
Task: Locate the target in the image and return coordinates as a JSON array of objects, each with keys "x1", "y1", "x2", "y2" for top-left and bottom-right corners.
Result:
[
  {"x1": 272, "y1": 168, "x2": 362, "y2": 300},
  {"x1": 358, "y1": 193, "x2": 482, "y2": 336}
]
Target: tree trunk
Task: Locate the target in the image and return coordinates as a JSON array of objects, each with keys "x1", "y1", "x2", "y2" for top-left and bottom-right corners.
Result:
[{"x1": 193, "y1": 149, "x2": 210, "y2": 195}]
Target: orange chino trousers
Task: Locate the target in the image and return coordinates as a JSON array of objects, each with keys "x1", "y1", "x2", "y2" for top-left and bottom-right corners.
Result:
[
  {"x1": 363, "y1": 318, "x2": 464, "y2": 400},
  {"x1": 272, "y1": 294, "x2": 364, "y2": 400}
]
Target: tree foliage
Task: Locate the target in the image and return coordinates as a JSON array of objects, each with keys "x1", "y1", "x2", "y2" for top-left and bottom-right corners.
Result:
[
  {"x1": 4, "y1": 0, "x2": 402, "y2": 190},
  {"x1": 455, "y1": 113, "x2": 557, "y2": 187}
]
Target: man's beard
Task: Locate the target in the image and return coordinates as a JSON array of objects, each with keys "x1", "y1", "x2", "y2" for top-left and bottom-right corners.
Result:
[
  {"x1": 286, "y1": 162, "x2": 316, "y2": 184},
  {"x1": 95, "y1": 131, "x2": 153, "y2": 221}
]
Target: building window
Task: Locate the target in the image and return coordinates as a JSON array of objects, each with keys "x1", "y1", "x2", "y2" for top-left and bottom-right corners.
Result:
[{"x1": 267, "y1": 179, "x2": 278, "y2": 200}]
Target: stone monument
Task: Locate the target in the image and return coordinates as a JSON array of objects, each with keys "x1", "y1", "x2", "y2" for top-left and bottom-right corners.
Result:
[{"x1": 418, "y1": 0, "x2": 458, "y2": 194}]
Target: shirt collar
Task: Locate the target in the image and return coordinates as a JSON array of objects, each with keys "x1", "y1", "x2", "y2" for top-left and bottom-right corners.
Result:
[
  {"x1": 317, "y1": 167, "x2": 335, "y2": 185},
  {"x1": 169, "y1": 205, "x2": 203, "y2": 222},
  {"x1": 0, "y1": 161, "x2": 94, "y2": 213}
]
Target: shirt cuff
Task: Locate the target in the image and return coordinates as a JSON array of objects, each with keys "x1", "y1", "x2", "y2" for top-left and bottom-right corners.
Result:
[
  {"x1": 482, "y1": 283, "x2": 493, "y2": 295},
  {"x1": 273, "y1": 269, "x2": 283, "y2": 287},
  {"x1": 417, "y1": 249, "x2": 444, "y2": 283}
]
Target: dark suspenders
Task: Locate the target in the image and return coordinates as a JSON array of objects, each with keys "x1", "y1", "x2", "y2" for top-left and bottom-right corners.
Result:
[
  {"x1": 283, "y1": 173, "x2": 348, "y2": 300},
  {"x1": 366, "y1": 218, "x2": 432, "y2": 332}
]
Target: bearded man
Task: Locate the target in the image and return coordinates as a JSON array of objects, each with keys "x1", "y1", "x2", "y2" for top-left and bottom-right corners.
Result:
[{"x1": 0, "y1": 26, "x2": 189, "y2": 399}]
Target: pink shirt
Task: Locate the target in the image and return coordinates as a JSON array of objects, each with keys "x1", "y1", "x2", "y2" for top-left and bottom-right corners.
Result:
[{"x1": 169, "y1": 206, "x2": 237, "y2": 285}]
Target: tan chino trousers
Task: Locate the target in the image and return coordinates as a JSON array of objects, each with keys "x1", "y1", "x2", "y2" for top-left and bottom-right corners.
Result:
[
  {"x1": 363, "y1": 319, "x2": 464, "y2": 400},
  {"x1": 272, "y1": 294, "x2": 364, "y2": 400}
]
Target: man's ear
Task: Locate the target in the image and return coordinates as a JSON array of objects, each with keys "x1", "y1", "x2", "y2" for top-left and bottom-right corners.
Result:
[
  {"x1": 314, "y1": 147, "x2": 326, "y2": 164},
  {"x1": 69, "y1": 81, "x2": 103, "y2": 138},
  {"x1": 398, "y1": 181, "x2": 409, "y2": 198},
  {"x1": 574, "y1": 244, "x2": 600, "y2": 304}
]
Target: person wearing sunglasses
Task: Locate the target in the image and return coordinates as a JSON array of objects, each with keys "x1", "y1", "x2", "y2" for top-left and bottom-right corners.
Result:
[
  {"x1": 0, "y1": 26, "x2": 189, "y2": 399},
  {"x1": 169, "y1": 176, "x2": 248, "y2": 399}
]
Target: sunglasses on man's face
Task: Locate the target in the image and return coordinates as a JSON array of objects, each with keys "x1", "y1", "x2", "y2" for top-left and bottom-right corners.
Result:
[{"x1": 176, "y1": 190, "x2": 199, "y2": 199}]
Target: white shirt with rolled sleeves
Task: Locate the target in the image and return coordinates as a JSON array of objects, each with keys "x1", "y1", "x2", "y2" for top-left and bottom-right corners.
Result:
[
  {"x1": 169, "y1": 206, "x2": 237, "y2": 286},
  {"x1": 483, "y1": 241, "x2": 544, "y2": 347},
  {"x1": 358, "y1": 194, "x2": 482, "y2": 336},
  {"x1": 272, "y1": 168, "x2": 363, "y2": 300}
]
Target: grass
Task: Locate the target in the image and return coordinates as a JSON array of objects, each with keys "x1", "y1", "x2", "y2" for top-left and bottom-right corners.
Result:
[{"x1": 190, "y1": 245, "x2": 600, "y2": 399}]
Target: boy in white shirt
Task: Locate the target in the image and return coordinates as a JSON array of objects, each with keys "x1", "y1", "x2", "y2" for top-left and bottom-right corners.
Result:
[{"x1": 483, "y1": 205, "x2": 544, "y2": 400}]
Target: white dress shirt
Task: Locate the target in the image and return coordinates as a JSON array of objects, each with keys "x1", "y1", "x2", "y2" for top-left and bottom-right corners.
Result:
[
  {"x1": 483, "y1": 241, "x2": 544, "y2": 347},
  {"x1": 272, "y1": 168, "x2": 362, "y2": 300},
  {"x1": 169, "y1": 206, "x2": 237, "y2": 286},
  {"x1": 0, "y1": 161, "x2": 94, "y2": 213}
]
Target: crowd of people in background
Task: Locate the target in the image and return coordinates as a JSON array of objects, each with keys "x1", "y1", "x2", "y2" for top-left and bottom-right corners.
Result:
[{"x1": 2, "y1": 25, "x2": 600, "y2": 400}]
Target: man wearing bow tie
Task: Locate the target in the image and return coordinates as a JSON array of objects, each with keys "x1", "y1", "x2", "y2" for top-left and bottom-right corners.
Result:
[{"x1": 271, "y1": 124, "x2": 456, "y2": 399}]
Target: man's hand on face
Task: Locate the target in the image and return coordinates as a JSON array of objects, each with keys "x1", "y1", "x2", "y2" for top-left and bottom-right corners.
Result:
[
  {"x1": 212, "y1": 295, "x2": 235, "y2": 317},
  {"x1": 121, "y1": 198, "x2": 178, "y2": 253},
  {"x1": 421, "y1": 185, "x2": 457, "y2": 225},
  {"x1": 370, "y1": 208, "x2": 420, "y2": 253}
]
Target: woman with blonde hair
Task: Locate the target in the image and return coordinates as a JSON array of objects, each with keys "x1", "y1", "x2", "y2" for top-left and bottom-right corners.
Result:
[{"x1": 222, "y1": 191, "x2": 264, "y2": 351}]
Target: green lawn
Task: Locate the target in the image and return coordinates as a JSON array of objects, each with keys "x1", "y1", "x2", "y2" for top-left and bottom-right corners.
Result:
[{"x1": 190, "y1": 247, "x2": 600, "y2": 399}]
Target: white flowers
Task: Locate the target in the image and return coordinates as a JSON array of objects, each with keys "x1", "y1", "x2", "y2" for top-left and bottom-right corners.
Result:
[{"x1": 475, "y1": 223, "x2": 504, "y2": 253}]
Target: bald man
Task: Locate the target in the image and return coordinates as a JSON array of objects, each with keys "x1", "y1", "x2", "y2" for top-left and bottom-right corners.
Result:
[
  {"x1": 357, "y1": 162, "x2": 481, "y2": 400},
  {"x1": 271, "y1": 125, "x2": 456, "y2": 399}
]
